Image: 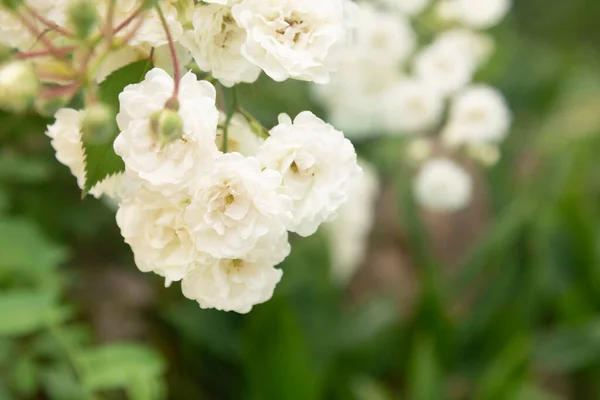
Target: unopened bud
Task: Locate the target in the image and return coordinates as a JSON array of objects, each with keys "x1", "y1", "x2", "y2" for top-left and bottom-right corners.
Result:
[
  {"x1": 81, "y1": 103, "x2": 116, "y2": 145},
  {"x1": 1, "y1": 0, "x2": 24, "y2": 11},
  {"x1": 67, "y1": 0, "x2": 99, "y2": 40},
  {"x1": 150, "y1": 109, "x2": 183, "y2": 147},
  {"x1": 0, "y1": 61, "x2": 39, "y2": 113}
]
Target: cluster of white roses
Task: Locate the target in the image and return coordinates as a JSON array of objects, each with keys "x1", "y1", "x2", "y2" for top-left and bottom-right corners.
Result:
[
  {"x1": 0, "y1": 0, "x2": 362, "y2": 312},
  {"x1": 314, "y1": 0, "x2": 513, "y2": 213}
]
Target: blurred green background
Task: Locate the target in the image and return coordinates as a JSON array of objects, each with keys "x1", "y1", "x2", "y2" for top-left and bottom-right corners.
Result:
[{"x1": 1, "y1": 0, "x2": 600, "y2": 399}]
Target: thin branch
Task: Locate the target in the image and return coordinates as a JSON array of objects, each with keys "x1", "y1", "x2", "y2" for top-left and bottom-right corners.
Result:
[
  {"x1": 15, "y1": 45, "x2": 75, "y2": 59},
  {"x1": 25, "y1": 5, "x2": 74, "y2": 37},
  {"x1": 112, "y1": 4, "x2": 145, "y2": 36},
  {"x1": 103, "y1": 0, "x2": 117, "y2": 50},
  {"x1": 155, "y1": 4, "x2": 180, "y2": 96},
  {"x1": 16, "y1": 11, "x2": 58, "y2": 53}
]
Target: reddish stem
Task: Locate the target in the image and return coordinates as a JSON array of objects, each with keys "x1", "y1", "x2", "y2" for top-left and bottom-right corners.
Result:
[
  {"x1": 15, "y1": 46, "x2": 75, "y2": 60},
  {"x1": 113, "y1": 5, "x2": 145, "y2": 36},
  {"x1": 25, "y1": 6, "x2": 74, "y2": 38},
  {"x1": 17, "y1": 12, "x2": 58, "y2": 53},
  {"x1": 155, "y1": 4, "x2": 180, "y2": 97}
]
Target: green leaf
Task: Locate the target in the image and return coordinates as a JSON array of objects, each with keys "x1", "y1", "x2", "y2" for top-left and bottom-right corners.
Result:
[
  {"x1": 0, "y1": 218, "x2": 67, "y2": 274},
  {"x1": 408, "y1": 334, "x2": 442, "y2": 400},
  {"x1": 41, "y1": 364, "x2": 90, "y2": 400},
  {"x1": 81, "y1": 343, "x2": 166, "y2": 392},
  {"x1": 11, "y1": 354, "x2": 38, "y2": 398},
  {"x1": 82, "y1": 59, "x2": 153, "y2": 195},
  {"x1": 0, "y1": 291, "x2": 54, "y2": 336},
  {"x1": 534, "y1": 319, "x2": 600, "y2": 372}
]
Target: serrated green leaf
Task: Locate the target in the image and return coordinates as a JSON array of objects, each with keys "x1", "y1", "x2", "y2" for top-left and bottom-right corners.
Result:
[
  {"x1": 81, "y1": 343, "x2": 166, "y2": 391},
  {"x1": 82, "y1": 59, "x2": 153, "y2": 195},
  {"x1": 0, "y1": 291, "x2": 54, "y2": 336}
]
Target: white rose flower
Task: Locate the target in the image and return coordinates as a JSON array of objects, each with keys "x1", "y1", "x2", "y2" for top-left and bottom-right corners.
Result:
[
  {"x1": 184, "y1": 152, "x2": 292, "y2": 259},
  {"x1": 442, "y1": 85, "x2": 511, "y2": 146},
  {"x1": 414, "y1": 158, "x2": 472, "y2": 212},
  {"x1": 434, "y1": 29, "x2": 494, "y2": 68},
  {"x1": 216, "y1": 112, "x2": 262, "y2": 156},
  {"x1": 258, "y1": 112, "x2": 361, "y2": 236},
  {"x1": 381, "y1": 78, "x2": 444, "y2": 134},
  {"x1": 231, "y1": 0, "x2": 349, "y2": 83},
  {"x1": 114, "y1": 68, "x2": 219, "y2": 190},
  {"x1": 180, "y1": 3, "x2": 261, "y2": 87},
  {"x1": 414, "y1": 39, "x2": 476, "y2": 96},
  {"x1": 380, "y1": 0, "x2": 431, "y2": 16},
  {"x1": 45, "y1": 108, "x2": 125, "y2": 199},
  {"x1": 326, "y1": 161, "x2": 379, "y2": 285},
  {"x1": 181, "y1": 232, "x2": 290, "y2": 313},
  {"x1": 454, "y1": 0, "x2": 511, "y2": 29},
  {"x1": 313, "y1": 54, "x2": 402, "y2": 139},
  {"x1": 116, "y1": 187, "x2": 196, "y2": 284},
  {"x1": 352, "y1": 2, "x2": 415, "y2": 67}
]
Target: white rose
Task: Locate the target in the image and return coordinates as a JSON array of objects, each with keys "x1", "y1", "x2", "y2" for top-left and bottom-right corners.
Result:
[
  {"x1": 180, "y1": 3, "x2": 261, "y2": 87},
  {"x1": 114, "y1": 68, "x2": 219, "y2": 190},
  {"x1": 181, "y1": 232, "x2": 290, "y2": 313},
  {"x1": 381, "y1": 78, "x2": 444, "y2": 135},
  {"x1": 184, "y1": 152, "x2": 292, "y2": 259},
  {"x1": 45, "y1": 108, "x2": 125, "y2": 199},
  {"x1": 455, "y1": 0, "x2": 511, "y2": 29},
  {"x1": 380, "y1": 0, "x2": 431, "y2": 16},
  {"x1": 442, "y1": 84, "x2": 511, "y2": 146},
  {"x1": 116, "y1": 187, "x2": 196, "y2": 284},
  {"x1": 326, "y1": 161, "x2": 379, "y2": 285},
  {"x1": 434, "y1": 29, "x2": 494, "y2": 68},
  {"x1": 231, "y1": 0, "x2": 348, "y2": 83},
  {"x1": 414, "y1": 158, "x2": 472, "y2": 212},
  {"x1": 353, "y1": 3, "x2": 415, "y2": 67},
  {"x1": 258, "y1": 112, "x2": 361, "y2": 236},
  {"x1": 414, "y1": 39, "x2": 476, "y2": 96}
]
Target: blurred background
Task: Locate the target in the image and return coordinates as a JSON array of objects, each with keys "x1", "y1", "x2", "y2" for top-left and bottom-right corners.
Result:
[{"x1": 1, "y1": 0, "x2": 600, "y2": 399}]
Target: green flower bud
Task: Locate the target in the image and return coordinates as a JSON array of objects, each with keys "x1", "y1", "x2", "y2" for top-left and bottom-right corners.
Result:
[
  {"x1": 34, "y1": 95, "x2": 71, "y2": 118},
  {"x1": 1, "y1": 0, "x2": 24, "y2": 11},
  {"x1": 81, "y1": 103, "x2": 116, "y2": 145},
  {"x1": 67, "y1": 1, "x2": 99, "y2": 40},
  {"x1": 0, "y1": 61, "x2": 39, "y2": 113},
  {"x1": 150, "y1": 109, "x2": 184, "y2": 147}
]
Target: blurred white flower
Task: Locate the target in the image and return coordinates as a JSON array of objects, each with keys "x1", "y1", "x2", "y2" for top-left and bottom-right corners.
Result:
[
  {"x1": 116, "y1": 187, "x2": 196, "y2": 284},
  {"x1": 414, "y1": 158, "x2": 472, "y2": 212},
  {"x1": 454, "y1": 0, "x2": 511, "y2": 29},
  {"x1": 45, "y1": 108, "x2": 124, "y2": 199},
  {"x1": 442, "y1": 84, "x2": 512, "y2": 146},
  {"x1": 326, "y1": 161, "x2": 379, "y2": 285},
  {"x1": 381, "y1": 78, "x2": 444, "y2": 134},
  {"x1": 352, "y1": 2, "x2": 415, "y2": 67},
  {"x1": 379, "y1": 0, "x2": 431, "y2": 16},
  {"x1": 180, "y1": 3, "x2": 261, "y2": 87},
  {"x1": 258, "y1": 112, "x2": 361, "y2": 236},
  {"x1": 434, "y1": 29, "x2": 495, "y2": 68},
  {"x1": 181, "y1": 233, "x2": 290, "y2": 313},
  {"x1": 216, "y1": 113, "x2": 262, "y2": 156},
  {"x1": 114, "y1": 68, "x2": 219, "y2": 190},
  {"x1": 231, "y1": 0, "x2": 349, "y2": 83},
  {"x1": 414, "y1": 39, "x2": 476, "y2": 96},
  {"x1": 184, "y1": 152, "x2": 291, "y2": 259},
  {"x1": 0, "y1": 10, "x2": 35, "y2": 50}
]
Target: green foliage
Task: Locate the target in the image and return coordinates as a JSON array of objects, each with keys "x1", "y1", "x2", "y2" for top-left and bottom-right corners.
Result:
[
  {"x1": 83, "y1": 59, "x2": 153, "y2": 195},
  {"x1": 2, "y1": 0, "x2": 600, "y2": 398}
]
